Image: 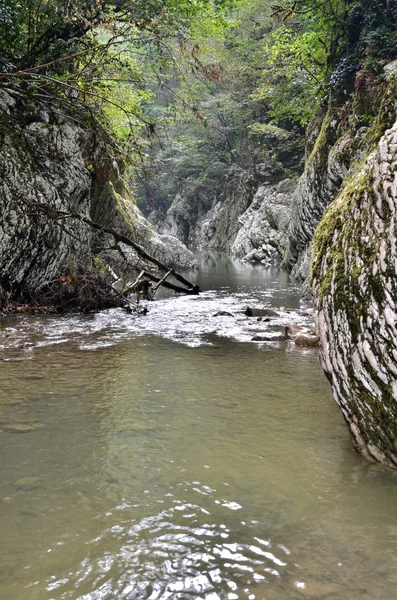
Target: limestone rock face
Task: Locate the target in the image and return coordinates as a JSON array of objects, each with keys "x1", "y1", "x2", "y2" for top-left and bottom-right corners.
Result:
[
  {"x1": 0, "y1": 89, "x2": 195, "y2": 301},
  {"x1": 231, "y1": 179, "x2": 295, "y2": 264},
  {"x1": 285, "y1": 109, "x2": 355, "y2": 282},
  {"x1": 312, "y1": 122, "x2": 397, "y2": 468},
  {"x1": 0, "y1": 89, "x2": 92, "y2": 295},
  {"x1": 155, "y1": 164, "x2": 295, "y2": 265},
  {"x1": 158, "y1": 167, "x2": 257, "y2": 252},
  {"x1": 284, "y1": 76, "x2": 393, "y2": 283}
]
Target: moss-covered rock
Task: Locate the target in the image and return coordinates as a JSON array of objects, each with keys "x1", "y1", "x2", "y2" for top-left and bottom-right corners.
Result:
[
  {"x1": 285, "y1": 73, "x2": 397, "y2": 283},
  {"x1": 312, "y1": 120, "x2": 397, "y2": 468}
]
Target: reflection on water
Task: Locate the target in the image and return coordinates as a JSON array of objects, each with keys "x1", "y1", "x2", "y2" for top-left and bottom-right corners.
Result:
[{"x1": 1, "y1": 260, "x2": 397, "y2": 599}]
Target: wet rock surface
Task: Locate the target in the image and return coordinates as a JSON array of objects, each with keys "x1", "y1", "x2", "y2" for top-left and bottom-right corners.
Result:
[{"x1": 245, "y1": 307, "x2": 280, "y2": 317}]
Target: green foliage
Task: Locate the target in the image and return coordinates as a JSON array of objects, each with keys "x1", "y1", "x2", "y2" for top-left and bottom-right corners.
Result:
[
  {"x1": 93, "y1": 253, "x2": 106, "y2": 275},
  {"x1": 355, "y1": 0, "x2": 397, "y2": 61},
  {"x1": 0, "y1": 0, "x2": 229, "y2": 158},
  {"x1": 248, "y1": 122, "x2": 290, "y2": 140},
  {"x1": 2, "y1": 0, "x2": 396, "y2": 215}
]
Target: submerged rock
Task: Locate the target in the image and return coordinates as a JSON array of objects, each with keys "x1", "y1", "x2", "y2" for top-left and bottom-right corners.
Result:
[
  {"x1": 4, "y1": 423, "x2": 38, "y2": 433},
  {"x1": 15, "y1": 477, "x2": 42, "y2": 491},
  {"x1": 284, "y1": 323, "x2": 317, "y2": 344}
]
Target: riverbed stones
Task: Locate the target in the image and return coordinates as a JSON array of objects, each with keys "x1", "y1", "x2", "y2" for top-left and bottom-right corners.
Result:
[
  {"x1": 294, "y1": 332, "x2": 319, "y2": 347},
  {"x1": 15, "y1": 477, "x2": 42, "y2": 491},
  {"x1": 245, "y1": 307, "x2": 280, "y2": 317}
]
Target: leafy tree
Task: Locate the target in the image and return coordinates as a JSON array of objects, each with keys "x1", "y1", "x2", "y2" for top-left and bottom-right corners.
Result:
[{"x1": 0, "y1": 0, "x2": 231, "y2": 158}]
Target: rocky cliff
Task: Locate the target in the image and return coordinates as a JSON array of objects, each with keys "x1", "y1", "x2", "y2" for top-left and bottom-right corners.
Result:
[
  {"x1": 0, "y1": 88, "x2": 195, "y2": 307},
  {"x1": 285, "y1": 67, "x2": 397, "y2": 282},
  {"x1": 311, "y1": 71, "x2": 397, "y2": 468},
  {"x1": 149, "y1": 160, "x2": 297, "y2": 267},
  {"x1": 149, "y1": 63, "x2": 397, "y2": 469}
]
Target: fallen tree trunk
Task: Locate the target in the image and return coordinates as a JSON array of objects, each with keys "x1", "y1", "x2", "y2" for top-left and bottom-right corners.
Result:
[
  {"x1": 151, "y1": 270, "x2": 173, "y2": 297},
  {"x1": 142, "y1": 271, "x2": 200, "y2": 295},
  {"x1": 69, "y1": 211, "x2": 198, "y2": 292},
  {"x1": 27, "y1": 204, "x2": 200, "y2": 296}
]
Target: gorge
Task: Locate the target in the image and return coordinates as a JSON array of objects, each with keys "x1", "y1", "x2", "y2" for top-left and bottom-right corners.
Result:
[
  {"x1": 1, "y1": 1, "x2": 397, "y2": 598},
  {"x1": 2, "y1": 0, "x2": 397, "y2": 467}
]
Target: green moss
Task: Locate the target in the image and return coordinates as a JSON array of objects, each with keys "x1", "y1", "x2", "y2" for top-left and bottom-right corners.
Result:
[
  {"x1": 365, "y1": 75, "x2": 397, "y2": 149},
  {"x1": 309, "y1": 75, "x2": 397, "y2": 463},
  {"x1": 311, "y1": 158, "x2": 380, "y2": 343},
  {"x1": 306, "y1": 101, "x2": 336, "y2": 171},
  {"x1": 93, "y1": 253, "x2": 106, "y2": 275}
]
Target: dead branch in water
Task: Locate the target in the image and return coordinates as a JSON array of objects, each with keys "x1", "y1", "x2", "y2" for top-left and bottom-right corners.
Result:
[{"x1": 28, "y1": 203, "x2": 200, "y2": 297}]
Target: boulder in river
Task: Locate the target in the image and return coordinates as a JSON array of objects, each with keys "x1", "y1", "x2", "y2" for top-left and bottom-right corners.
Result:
[
  {"x1": 294, "y1": 332, "x2": 319, "y2": 347},
  {"x1": 245, "y1": 307, "x2": 280, "y2": 317}
]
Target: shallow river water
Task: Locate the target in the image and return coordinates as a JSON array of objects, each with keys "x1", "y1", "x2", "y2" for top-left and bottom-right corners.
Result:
[{"x1": 1, "y1": 259, "x2": 397, "y2": 600}]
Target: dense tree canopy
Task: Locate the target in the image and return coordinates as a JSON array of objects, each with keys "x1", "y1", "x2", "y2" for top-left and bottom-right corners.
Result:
[
  {"x1": 1, "y1": 0, "x2": 396, "y2": 201},
  {"x1": 0, "y1": 0, "x2": 232, "y2": 160}
]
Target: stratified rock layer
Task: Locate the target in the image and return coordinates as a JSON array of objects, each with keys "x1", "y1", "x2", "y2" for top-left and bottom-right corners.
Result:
[
  {"x1": 312, "y1": 122, "x2": 397, "y2": 468},
  {"x1": 150, "y1": 161, "x2": 296, "y2": 265},
  {"x1": 285, "y1": 70, "x2": 397, "y2": 283},
  {"x1": 0, "y1": 88, "x2": 195, "y2": 301},
  {"x1": 231, "y1": 179, "x2": 295, "y2": 264}
]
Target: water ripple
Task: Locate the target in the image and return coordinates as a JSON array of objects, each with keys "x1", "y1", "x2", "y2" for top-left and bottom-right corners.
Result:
[{"x1": 64, "y1": 501, "x2": 292, "y2": 600}]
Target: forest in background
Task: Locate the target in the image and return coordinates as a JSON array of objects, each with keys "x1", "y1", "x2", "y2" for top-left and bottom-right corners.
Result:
[{"x1": 1, "y1": 0, "x2": 396, "y2": 220}]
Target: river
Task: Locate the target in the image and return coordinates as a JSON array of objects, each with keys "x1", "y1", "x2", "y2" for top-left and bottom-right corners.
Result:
[{"x1": 1, "y1": 259, "x2": 397, "y2": 600}]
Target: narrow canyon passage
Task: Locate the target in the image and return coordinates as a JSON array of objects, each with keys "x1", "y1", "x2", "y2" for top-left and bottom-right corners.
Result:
[{"x1": 1, "y1": 260, "x2": 396, "y2": 600}]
